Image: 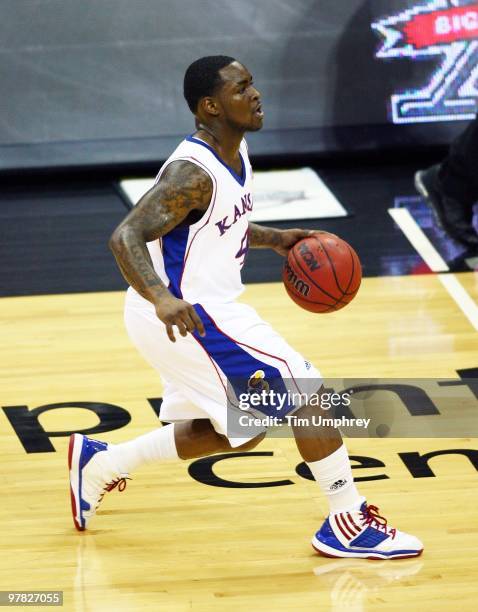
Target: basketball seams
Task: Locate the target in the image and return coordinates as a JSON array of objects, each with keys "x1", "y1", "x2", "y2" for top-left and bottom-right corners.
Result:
[
  {"x1": 313, "y1": 234, "x2": 347, "y2": 295},
  {"x1": 346, "y1": 246, "x2": 362, "y2": 294},
  {"x1": 287, "y1": 244, "x2": 350, "y2": 311},
  {"x1": 343, "y1": 245, "x2": 355, "y2": 293},
  {"x1": 284, "y1": 284, "x2": 345, "y2": 307},
  {"x1": 284, "y1": 284, "x2": 357, "y2": 313},
  {"x1": 343, "y1": 244, "x2": 360, "y2": 295},
  {"x1": 283, "y1": 234, "x2": 361, "y2": 313},
  {"x1": 290, "y1": 244, "x2": 341, "y2": 302},
  {"x1": 314, "y1": 235, "x2": 361, "y2": 297}
]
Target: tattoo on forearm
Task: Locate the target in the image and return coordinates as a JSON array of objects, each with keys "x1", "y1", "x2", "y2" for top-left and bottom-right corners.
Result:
[
  {"x1": 130, "y1": 245, "x2": 158, "y2": 285},
  {"x1": 248, "y1": 222, "x2": 280, "y2": 249},
  {"x1": 111, "y1": 236, "x2": 168, "y2": 301}
]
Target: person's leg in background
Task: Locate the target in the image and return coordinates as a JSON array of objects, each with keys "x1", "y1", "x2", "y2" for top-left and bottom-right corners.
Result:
[
  {"x1": 440, "y1": 116, "x2": 478, "y2": 205},
  {"x1": 415, "y1": 115, "x2": 478, "y2": 249}
]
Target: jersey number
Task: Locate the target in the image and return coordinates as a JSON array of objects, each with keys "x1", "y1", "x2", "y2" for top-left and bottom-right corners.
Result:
[{"x1": 235, "y1": 229, "x2": 249, "y2": 268}]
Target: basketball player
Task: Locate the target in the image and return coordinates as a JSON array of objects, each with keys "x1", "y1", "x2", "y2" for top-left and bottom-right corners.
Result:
[{"x1": 69, "y1": 56, "x2": 423, "y2": 559}]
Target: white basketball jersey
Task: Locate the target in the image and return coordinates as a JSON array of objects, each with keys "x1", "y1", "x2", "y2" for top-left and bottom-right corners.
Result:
[{"x1": 145, "y1": 135, "x2": 253, "y2": 304}]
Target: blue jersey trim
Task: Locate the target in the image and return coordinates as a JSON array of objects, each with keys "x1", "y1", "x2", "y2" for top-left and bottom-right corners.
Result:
[
  {"x1": 186, "y1": 135, "x2": 246, "y2": 187},
  {"x1": 162, "y1": 227, "x2": 190, "y2": 298},
  {"x1": 193, "y1": 305, "x2": 295, "y2": 416}
]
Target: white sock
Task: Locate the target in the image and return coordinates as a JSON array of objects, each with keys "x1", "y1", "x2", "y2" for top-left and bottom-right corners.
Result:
[
  {"x1": 306, "y1": 443, "x2": 364, "y2": 514},
  {"x1": 107, "y1": 424, "x2": 179, "y2": 474}
]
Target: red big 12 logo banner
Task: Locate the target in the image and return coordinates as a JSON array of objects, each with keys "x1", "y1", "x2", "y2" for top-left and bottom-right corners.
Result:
[{"x1": 372, "y1": 0, "x2": 478, "y2": 123}]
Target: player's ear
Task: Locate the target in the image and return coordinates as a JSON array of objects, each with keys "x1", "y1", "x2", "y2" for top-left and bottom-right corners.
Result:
[{"x1": 200, "y1": 96, "x2": 221, "y2": 118}]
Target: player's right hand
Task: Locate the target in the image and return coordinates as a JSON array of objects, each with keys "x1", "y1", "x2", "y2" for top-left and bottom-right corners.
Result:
[{"x1": 154, "y1": 296, "x2": 206, "y2": 342}]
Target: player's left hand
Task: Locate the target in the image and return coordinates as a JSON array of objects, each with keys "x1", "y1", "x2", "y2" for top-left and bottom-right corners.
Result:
[{"x1": 272, "y1": 228, "x2": 316, "y2": 257}]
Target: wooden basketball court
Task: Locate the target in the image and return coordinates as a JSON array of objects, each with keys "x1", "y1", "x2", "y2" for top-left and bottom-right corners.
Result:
[{"x1": 1, "y1": 274, "x2": 477, "y2": 610}]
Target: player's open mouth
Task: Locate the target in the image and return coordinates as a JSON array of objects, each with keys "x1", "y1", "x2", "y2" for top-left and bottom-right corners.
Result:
[{"x1": 254, "y1": 105, "x2": 264, "y2": 118}]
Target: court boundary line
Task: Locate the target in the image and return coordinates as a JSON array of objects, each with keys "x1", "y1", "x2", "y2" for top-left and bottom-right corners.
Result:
[{"x1": 388, "y1": 207, "x2": 478, "y2": 331}]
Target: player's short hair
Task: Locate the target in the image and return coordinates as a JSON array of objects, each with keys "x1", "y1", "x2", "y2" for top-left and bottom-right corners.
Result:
[{"x1": 184, "y1": 55, "x2": 236, "y2": 113}]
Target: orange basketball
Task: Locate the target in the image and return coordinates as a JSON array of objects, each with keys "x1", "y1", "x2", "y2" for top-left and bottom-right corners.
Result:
[{"x1": 282, "y1": 233, "x2": 362, "y2": 313}]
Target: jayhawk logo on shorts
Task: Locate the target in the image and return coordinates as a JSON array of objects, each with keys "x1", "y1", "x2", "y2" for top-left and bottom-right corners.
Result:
[{"x1": 247, "y1": 370, "x2": 270, "y2": 393}]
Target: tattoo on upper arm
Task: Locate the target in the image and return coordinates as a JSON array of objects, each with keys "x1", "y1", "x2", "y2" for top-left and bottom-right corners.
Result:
[
  {"x1": 110, "y1": 160, "x2": 212, "y2": 299},
  {"x1": 126, "y1": 160, "x2": 213, "y2": 242}
]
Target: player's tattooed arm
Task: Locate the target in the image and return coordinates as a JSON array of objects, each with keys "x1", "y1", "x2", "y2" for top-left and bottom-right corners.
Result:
[
  {"x1": 109, "y1": 160, "x2": 211, "y2": 341},
  {"x1": 248, "y1": 223, "x2": 282, "y2": 249},
  {"x1": 248, "y1": 222, "x2": 314, "y2": 257}
]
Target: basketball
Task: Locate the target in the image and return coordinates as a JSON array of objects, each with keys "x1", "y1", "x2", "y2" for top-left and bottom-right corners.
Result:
[{"x1": 282, "y1": 232, "x2": 362, "y2": 313}]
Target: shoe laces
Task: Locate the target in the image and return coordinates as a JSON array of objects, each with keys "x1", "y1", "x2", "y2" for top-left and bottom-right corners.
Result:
[
  {"x1": 95, "y1": 476, "x2": 130, "y2": 510},
  {"x1": 104, "y1": 476, "x2": 130, "y2": 492},
  {"x1": 360, "y1": 504, "x2": 396, "y2": 539}
]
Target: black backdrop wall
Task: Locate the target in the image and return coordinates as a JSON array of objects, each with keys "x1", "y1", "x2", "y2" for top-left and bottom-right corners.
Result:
[{"x1": 1, "y1": 0, "x2": 476, "y2": 171}]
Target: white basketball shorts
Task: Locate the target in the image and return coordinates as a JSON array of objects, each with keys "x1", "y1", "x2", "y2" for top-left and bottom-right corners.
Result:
[{"x1": 124, "y1": 287, "x2": 321, "y2": 447}]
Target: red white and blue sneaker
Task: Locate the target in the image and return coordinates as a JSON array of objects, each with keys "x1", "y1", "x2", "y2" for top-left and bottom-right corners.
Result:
[
  {"x1": 68, "y1": 433, "x2": 130, "y2": 531},
  {"x1": 312, "y1": 501, "x2": 423, "y2": 560}
]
